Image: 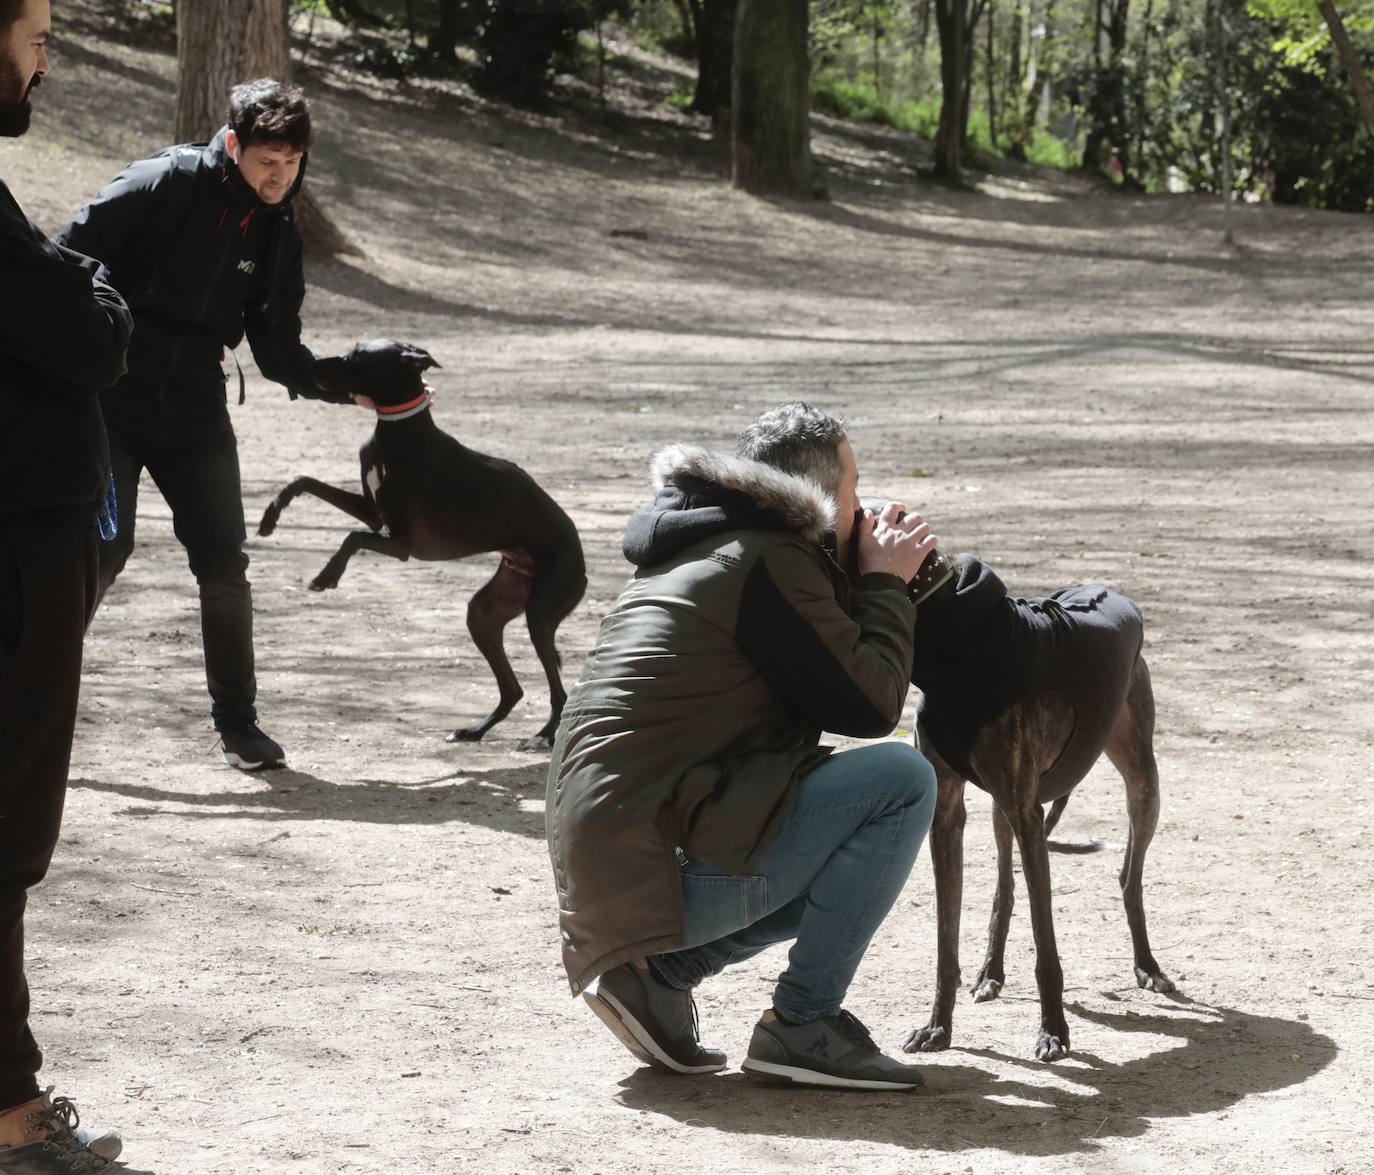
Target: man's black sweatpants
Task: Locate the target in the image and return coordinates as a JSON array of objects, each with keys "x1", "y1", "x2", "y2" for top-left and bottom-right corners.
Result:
[{"x1": 0, "y1": 524, "x2": 97, "y2": 1107}]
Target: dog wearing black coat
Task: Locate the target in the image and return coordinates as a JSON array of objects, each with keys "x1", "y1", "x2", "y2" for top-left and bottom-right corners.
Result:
[
  {"x1": 258, "y1": 340, "x2": 587, "y2": 749},
  {"x1": 893, "y1": 545, "x2": 1175, "y2": 1063}
]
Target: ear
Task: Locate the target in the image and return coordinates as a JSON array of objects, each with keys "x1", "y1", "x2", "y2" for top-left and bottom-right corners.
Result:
[
  {"x1": 400, "y1": 345, "x2": 440, "y2": 372},
  {"x1": 225, "y1": 128, "x2": 240, "y2": 163}
]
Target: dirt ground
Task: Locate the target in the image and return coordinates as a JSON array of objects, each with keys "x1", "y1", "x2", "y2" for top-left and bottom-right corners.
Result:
[{"x1": 4, "y1": 4, "x2": 1374, "y2": 1172}]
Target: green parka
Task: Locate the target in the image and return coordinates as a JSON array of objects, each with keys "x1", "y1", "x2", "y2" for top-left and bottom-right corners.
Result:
[{"x1": 545, "y1": 444, "x2": 918, "y2": 996}]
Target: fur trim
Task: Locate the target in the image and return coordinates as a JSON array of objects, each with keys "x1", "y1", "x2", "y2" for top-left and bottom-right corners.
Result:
[{"x1": 648, "y1": 444, "x2": 837, "y2": 542}]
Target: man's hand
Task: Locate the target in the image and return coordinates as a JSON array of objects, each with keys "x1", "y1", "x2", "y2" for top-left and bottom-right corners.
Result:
[{"x1": 856, "y1": 502, "x2": 938, "y2": 584}]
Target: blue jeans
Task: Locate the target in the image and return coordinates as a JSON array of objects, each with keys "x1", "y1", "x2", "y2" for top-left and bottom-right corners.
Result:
[{"x1": 651, "y1": 741, "x2": 937, "y2": 1023}]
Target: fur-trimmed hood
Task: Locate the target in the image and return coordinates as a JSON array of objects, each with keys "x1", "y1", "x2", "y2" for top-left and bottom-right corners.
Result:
[{"x1": 623, "y1": 443, "x2": 837, "y2": 567}]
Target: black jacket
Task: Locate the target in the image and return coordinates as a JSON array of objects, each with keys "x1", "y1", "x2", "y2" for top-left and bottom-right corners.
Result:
[
  {"x1": 0, "y1": 179, "x2": 132, "y2": 523},
  {"x1": 56, "y1": 128, "x2": 341, "y2": 419}
]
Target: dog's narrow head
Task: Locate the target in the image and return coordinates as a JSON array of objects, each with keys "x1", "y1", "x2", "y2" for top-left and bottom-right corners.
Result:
[{"x1": 314, "y1": 339, "x2": 441, "y2": 406}]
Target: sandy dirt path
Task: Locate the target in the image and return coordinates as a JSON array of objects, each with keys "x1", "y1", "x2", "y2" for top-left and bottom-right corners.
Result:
[{"x1": 4, "y1": 6, "x2": 1373, "y2": 1172}]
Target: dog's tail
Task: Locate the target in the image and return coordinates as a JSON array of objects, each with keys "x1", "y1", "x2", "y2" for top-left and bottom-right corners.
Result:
[{"x1": 1044, "y1": 795, "x2": 1108, "y2": 854}]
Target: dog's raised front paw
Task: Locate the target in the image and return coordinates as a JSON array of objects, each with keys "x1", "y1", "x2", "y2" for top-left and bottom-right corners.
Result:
[
  {"x1": 1034, "y1": 1030, "x2": 1070, "y2": 1062},
  {"x1": 308, "y1": 576, "x2": 338, "y2": 592},
  {"x1": 446, "y1": 727, "x2": 485, "y2": 743},
  {"x1": 903, "y1": 1023, "x2": 949, "y2": 1054},
  {"x1": 971, "y1": 977, "x2": 1003, "y2": 1004},
  {"x1": 1135, "y1": 965, "x2": 1176, "y2": 993}
]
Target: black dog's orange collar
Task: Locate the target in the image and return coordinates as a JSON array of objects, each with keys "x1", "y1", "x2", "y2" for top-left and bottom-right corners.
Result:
[{"x1": 375, "y1": 388, "x2": 433, "y2": 421}]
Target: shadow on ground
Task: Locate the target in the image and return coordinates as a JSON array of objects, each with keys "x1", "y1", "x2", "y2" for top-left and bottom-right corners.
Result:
[
  {"x1": 69, "y1": 762, "x2": 549, "y2": 835},
  {"x1": 616, "y1": 999, "x2": 1334, "y2": 1157}
]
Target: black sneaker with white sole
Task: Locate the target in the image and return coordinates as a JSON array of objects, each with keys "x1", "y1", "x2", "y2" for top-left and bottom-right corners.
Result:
[
  {"x1": 218, "y1": 721, "x2": 285, "y2": 771},
  {"x1": 583, "y1": 962, "x2": 727, "y2": 1074},
  {"x1": 741, "y1": 1008, "x2": 925, "y2": 1090}
]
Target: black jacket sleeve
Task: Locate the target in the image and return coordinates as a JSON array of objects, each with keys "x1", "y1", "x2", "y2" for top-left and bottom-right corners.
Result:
[
  {"x1": 0, "y1": 189, "x2": 132, "y2": 396},
  {"x1": 735, "y1": 540, "x2": 917, "y2": 738},
  {"x1": 242, "y1": 229, "x2": 347, "y2": 403},
  {"x1": 55, "y1": 156, "x2": 175, "y2": 270}
]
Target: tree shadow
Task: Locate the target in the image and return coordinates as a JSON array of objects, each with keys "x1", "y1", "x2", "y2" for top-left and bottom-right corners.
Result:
[
  {"x1": 69, "y1": 762, "x2": 549, "y2": 836},
  {"x1": 615, "y1": 998, "x2": 1335, "y2": 1157}
]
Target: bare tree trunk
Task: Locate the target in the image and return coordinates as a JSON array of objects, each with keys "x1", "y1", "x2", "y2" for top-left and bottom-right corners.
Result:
[
  {"x1": 731, "y1": 0, "x2": 812, "y2": 198},
  {"x1": 692, "y1": 0, "x2": 738, "y2": 129},
  {"x1": 176, "y1": 0, "x2": 286, "y2": 142},
  {"x1": 933, "y1": 0, "x2": 967, "y2": 178},
  {"x1": 176, "y1": 0, "x2": 357, "y2": 256},
  {"x1": 1317, "y1": 0, "x2": 1374, "y2": 136},
  {"x1": 985, "y1": 0, "x2": 997, "y2": 147}
]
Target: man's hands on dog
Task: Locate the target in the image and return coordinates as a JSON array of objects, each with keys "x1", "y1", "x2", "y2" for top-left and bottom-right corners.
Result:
[{"x1": 857, "y1": 501, "x2": 938, "y2": 584}]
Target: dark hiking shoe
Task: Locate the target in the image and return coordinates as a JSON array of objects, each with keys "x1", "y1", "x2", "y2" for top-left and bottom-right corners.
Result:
[
  {"x1": 584, "y1": 962, "x2": 727, "y2": 1074},
  {"x1": 0, "y1": 1089, "x2": 117, "y2": 1173},
  {"x1": 741, "y1": 1009, "x2": 926, "y2": 1090},
  {"x1": 219, "y1": 721, "x2": 285, "y2": 771}
]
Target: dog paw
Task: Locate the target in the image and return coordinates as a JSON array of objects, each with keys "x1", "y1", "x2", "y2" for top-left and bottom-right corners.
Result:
[
  {"x1": 971, "y1": 977, "x2": 1003, "y2": 1004},
  {"x1": 446, "y1": 727, "x2": 485, "y2": 743},
  {"x1": 518, "y1": 734, "x2": 554, "y2": 753},
  {"x1": 1135, "y1": 966, "x2": 1176, "y2": 993},
  {"x1": 258, "y1": 502, "x2": 281, "y2": 537},
  {"x1": 308, "y1": 576, "x2": 338, "y2": 592},
  {"x1": 903, "y1": 1024, "x2": 949, "y2": 1053},
  {"x1": 1034, "y1": 1031, "x2": 1070, "y2": 1062}
]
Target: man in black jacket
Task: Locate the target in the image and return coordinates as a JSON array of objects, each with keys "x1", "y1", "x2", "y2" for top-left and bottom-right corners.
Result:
[
  {"x1": 0, "y1": 0, "x2": 134, "y2": 1167},
  {"x1": 57, "y1": 78, "x2": 351, "y2": 771}
]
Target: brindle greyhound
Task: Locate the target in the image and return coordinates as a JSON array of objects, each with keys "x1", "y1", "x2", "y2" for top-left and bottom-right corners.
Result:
[
  {"x1": 257, "y1": 340, "x2": 587, "y2": 749},
  {"x1": 894, "y1": 544, "x2": 1175, "y2": 1062}
]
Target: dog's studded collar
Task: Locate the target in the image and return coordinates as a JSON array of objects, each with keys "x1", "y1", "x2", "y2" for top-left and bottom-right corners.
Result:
[{"x1": 374, "y1": 387, "x2": 434, "y2": 422}]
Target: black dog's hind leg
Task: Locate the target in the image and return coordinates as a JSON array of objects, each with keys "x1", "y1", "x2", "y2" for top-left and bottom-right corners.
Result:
[
  {"x1": 904, "y1": 745, "x2": 966, "y2": 1054},
  {"x1": 1105, "y1": 654, "x2": 1175, "y2": 994},
  {"x1": 518, "y1": 559, "x2": 588, "y2": 752},
  {"x1": 311, "y1": 532, "x2": 410, "y2": 591},
  {"x1": 259, "y1": 477, "x2": 381, "y2": 537},
  {"x1": 447, "y1": 557, "x2": 532, "y2": 743},
  {"x1": 971, "y1": 806, "x2": 1015, "y2": 1004}
]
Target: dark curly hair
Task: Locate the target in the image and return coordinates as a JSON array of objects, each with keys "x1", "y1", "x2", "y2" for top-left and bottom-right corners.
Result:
[
  {"x1": 226, "y1": 78, "x2": 313, "y2": 150},
  {"x1": 0, "y1": 0, "x2": 30, "y2": 31}
]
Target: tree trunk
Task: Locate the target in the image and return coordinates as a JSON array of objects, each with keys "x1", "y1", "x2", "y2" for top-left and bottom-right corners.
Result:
[
  {"x1": 1317, "y1": 0, "x2": 1374, "y2": 136},
  {"x1": 176, "y1": 0, "x2": 286, "y2": 142},
  {"x1": 731, "y1": 0, "x2": 812, "y2": 198},
  {"x1": 985, "y1": 0, "x2": 997, "y2": 147},
  {"x1": 176, "y1": 0, "x2": 357, "y2": 256},
  {"x1": 933, "y1": 0, "x2": 966, "y2": 177},
  {"x1": 430, "y1": 0, "x2": 462, "y2": 61},
  {"x1": 692, "y1": 0, "x2": 738, "y2": 129}
]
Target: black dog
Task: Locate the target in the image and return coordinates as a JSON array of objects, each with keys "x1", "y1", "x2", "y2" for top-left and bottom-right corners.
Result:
[
  {"x1": 258, "y1": 339, "x2": 587, "y2": 749},
  {"x1": 896, "y1": 547, "x2": 1174, "y2": 1062}
]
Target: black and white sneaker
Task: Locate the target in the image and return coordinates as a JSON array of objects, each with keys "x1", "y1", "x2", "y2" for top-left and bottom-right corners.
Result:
[
  {"x1": 741, "y1": 1009, "x2": 925, "y2": 1090},
  {"x1": 583, "y1": 962, "x2": 727, "y2": 1074},
  {"x1": 218, "y1": 722, "x2": 285, "y2": 771}
]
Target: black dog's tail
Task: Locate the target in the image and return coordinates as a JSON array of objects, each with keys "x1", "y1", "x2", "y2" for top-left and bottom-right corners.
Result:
[{"x1": 1043, "y1": 794, "x2": 1109, "y2": 854}]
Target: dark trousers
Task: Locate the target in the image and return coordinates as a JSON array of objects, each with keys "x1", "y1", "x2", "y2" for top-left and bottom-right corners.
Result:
[
  {"x1": 98, "y1": 408, "x2": 258, "y2": 729},
  {"x1": 0, "y1": 524, "x2": 97, "y2": 1107}
]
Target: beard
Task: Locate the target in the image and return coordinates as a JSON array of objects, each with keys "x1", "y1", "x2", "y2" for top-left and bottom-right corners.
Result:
[{"x1": 0, "y1": 59, "x2": 38, "y2": 138}]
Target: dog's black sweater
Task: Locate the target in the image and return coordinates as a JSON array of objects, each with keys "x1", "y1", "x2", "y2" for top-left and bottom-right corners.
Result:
[{"x1": 913, "y1": 552, "x2": 1143, "y2": 799}]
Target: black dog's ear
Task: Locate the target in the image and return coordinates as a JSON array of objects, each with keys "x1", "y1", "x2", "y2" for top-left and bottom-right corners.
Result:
[{"x1": 400, "y1": 344, "x2": 440, "y2": 372}]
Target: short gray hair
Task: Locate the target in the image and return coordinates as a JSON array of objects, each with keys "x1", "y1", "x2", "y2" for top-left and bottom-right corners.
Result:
[{"x1": 736, "y1": 402, "x2": 847, "y2": 494}]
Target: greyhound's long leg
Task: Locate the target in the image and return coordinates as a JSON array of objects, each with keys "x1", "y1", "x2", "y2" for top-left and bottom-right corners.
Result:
[
  {"x1": 519, "y1": 557, "x2": 588, "y2": 751},
  {"x1": 904, "y1": 748, "x2": 965, "y2": 1054},
  {"x1": 972, "y1": 805, "x2": 1015, "y2": 1003},
  {"x1": 310, "y1": 532, "x2": 410, "y2": 591},
  {"x1": 259, "y1": 477, "x2": 381, "y2": 537},
  {"x1": 1007, "y1": 788, "x2": 1070, "y2": 1062},
  {"x1": 447, "y1": 558, "x2": 532, "y2": 743},
  {"x1": 1104, "y1": 654, "x2": 1175, "y2": 993}
]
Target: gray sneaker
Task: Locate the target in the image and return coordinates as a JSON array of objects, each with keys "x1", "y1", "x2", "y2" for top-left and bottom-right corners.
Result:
[
  {"x1": 741, "y1": 1009, "x2": 926, "y2": 1090},
  {"x1": 70, "y1": 1127, "x2": 119, "y2": 1164},
  {"x1": 584, "y1": 962, "x2": 727, "y2": 1074}
]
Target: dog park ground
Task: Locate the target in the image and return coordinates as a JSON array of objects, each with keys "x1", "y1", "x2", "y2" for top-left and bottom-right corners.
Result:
[{"x1": 5, "y1": 3, "x2": 1374, "y2": 1171}]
